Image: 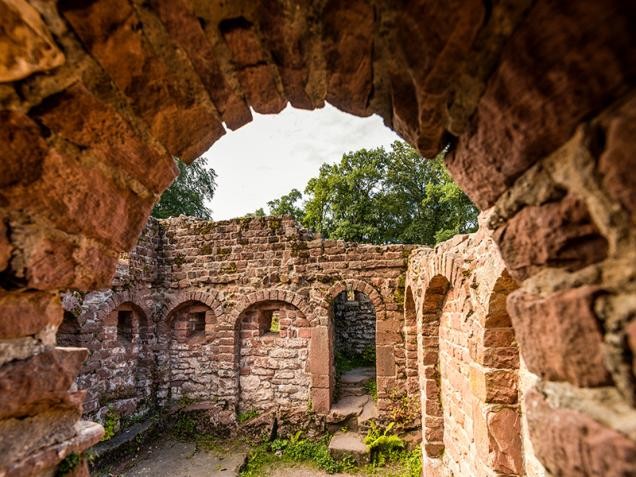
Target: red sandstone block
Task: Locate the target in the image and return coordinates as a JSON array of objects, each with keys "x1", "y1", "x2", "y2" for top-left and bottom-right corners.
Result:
[
  {"x1": 508, "y1": 286, "x2": 611, "y2": 387},
  {"x1": 469, "y1": 366, "x2": 518, "y2": 404},
  {"x1": 0, "y1": 291, "x2": 62, "y2": 339},
  {"x1": 526, "y1": 389, "x2": 636, "y2": 476},
  {"x1": 0, "y1": 348, "x2": 87, "y2": 419}
]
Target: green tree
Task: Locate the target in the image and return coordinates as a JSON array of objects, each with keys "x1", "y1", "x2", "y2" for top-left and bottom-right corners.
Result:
[
  {"x1": 152, "y1": 157, "x2": 217, "y2": 219},
  {"x1": 259, "y1": 141, "x2": 478, "y2": 245},
  {"x1": 266, "y1": 188, "x2": 304, "y2": 222}
]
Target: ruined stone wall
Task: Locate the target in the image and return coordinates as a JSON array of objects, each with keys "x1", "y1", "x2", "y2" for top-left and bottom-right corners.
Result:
[
  {"x1": 65, "y1": 216, "x2": 411, "y2": 424},
  {"x1": 333, "y1": 291, "x2": 375, "y2": 359}
]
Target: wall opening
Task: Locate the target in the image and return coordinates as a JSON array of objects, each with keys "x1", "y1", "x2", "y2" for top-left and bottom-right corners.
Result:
[
  {"x1": 117, "y1": 309, "x2": 134, "y2": 345},
  {"x1": 332, "y1": 290, "x2": 377, "y2": 403},
  {"x1": 165, "y1": 300, "x2": 216, "y2": 403},
  {"x1": 57, "y1": 311, "x2": 82, "y2": 347},
  {"x1": 419, "y1": 275, "x2": 450, "y2": 461},
  {"x1": 473, "y1": 271, "x2": 524, "y2": 475}
]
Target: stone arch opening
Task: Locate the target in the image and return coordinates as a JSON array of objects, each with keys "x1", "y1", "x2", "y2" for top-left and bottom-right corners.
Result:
[
  {"x1": 403, "y1": 286, "x2": 418, "y2": 396},
  {"x1": 419, "y1": 274, "x2": 450, "y2": 464},
  {"x1": 0, "y1": 1, "x2": 634, "y2": 475},
  {"x1": 57, "y1": 311, "x2": 82, "y2": 347},
  {"x1": 472, "y1": 271, "x2": 524, "y2": 476},
  {"x1": 236, "y1": 300, "x2": 311, "y2": 414},
  {"x1": 163, "y1": 300, "x2": 216, "y2": 403},
  {"x1": 99, "y1": 301, "x2": 153, "y2": 419}
]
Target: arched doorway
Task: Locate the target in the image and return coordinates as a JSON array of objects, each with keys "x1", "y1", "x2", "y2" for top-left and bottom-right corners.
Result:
[{"x1": 328, "y1": 288, "x2": 377, "y2": 431}]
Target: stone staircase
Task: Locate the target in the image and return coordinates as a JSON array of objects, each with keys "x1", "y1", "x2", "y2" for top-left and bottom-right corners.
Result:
[{"x1": 327, "y1": 368, "x2": 377, "y2": 464}]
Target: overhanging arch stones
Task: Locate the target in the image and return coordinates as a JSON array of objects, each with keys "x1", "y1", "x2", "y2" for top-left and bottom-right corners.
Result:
[
  {"x1": 323, "y1": 279, "x2": 386, "y2": 321},
  {"x1": 227, "y1": 288, "x2": 314, "y2": 330},
  {"x1": 163, "y1": 290, "x2": 225, "y2": 324},
  {"x1": 92, "y1": 289, "x2": 154, "y2": 326}
]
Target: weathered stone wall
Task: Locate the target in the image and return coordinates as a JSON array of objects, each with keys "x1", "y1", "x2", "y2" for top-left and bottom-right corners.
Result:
[
  {"x1": 333, "y1": 291, "x2": 375, "y2": 359},
  {"x1": 65, "y1": 216, "x2": 411, "y2": 424},
  {"x1": 238, "y1": 301, "x2": 311, "y2": 413}
]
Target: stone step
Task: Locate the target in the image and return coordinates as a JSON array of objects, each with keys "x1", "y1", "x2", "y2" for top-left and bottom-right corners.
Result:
[
  {"x1": 328, "y1": 431, "x2": 370, "y2": 465},
  {"x1": 339, "y1": 385, "x2": 367, "y2": 397},
  {"x1": 357, "y1": 399, "x2": 378, "y2": 432},
  {"x1": 326, "y1": 395, "x2": 369, "y2": 433}
]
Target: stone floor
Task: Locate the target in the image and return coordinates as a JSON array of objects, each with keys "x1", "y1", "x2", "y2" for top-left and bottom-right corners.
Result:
[{"x1": 100, "y1": 438, "x2": 248, "y2": 477}]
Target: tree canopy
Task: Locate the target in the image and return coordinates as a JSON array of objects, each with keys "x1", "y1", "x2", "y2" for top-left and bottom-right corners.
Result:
[
  {"x1": 256, "y1": 141, "x2": 478, "y2": 245},
  {"x1": 152, "y1": 157, "x2": 217, "y2": 219}
]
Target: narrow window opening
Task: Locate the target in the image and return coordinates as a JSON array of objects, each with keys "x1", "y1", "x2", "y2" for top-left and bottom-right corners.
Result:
[
  {"x1": 269, "y1": 311, "x2": 280, "y2": 333},
  {"x1": 188, "y1": 311, "x2": 206, "y2": 338},
  {"x1": 117, "y1": 310, "x2": 133, "y2": 344},
  {"x1": 57, "y1": 311, "x2": 81, "y2": 347},
  {"x1": 347, "y1": 288, "x2": 356, "y2": 302}
]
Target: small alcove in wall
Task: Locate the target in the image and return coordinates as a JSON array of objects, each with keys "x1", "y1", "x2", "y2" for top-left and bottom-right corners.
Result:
[{"x1": 57, "y1": 311, "x2": 82, "y2": 347}]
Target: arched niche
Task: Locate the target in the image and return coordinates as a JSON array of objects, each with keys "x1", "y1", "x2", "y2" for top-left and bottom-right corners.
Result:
[
  {"x1": 235, "y1": 299, "x2": 311, "y2": 414},
  {"x1": 418, "y1": 274, "x2": 450, "y2": 464}
]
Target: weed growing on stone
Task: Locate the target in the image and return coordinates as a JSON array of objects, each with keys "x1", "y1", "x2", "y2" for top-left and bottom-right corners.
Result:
[
  {"x1": 55, "y1": 453, "x2": 81, "y2": 477},
  {"x1": 362, "y1": 422, "x2": 421, "y2": 477},
  {"x1": 364, "y1": 422, "x2": 404, "y2": 465},
  {"x1": 171, "y1": 413, "x2": 197, "y2": 440},
  {"x1": 364, "y1": 379, "x2": 378, "y2": 401},
  {"x1": 240, "y1": 432, "x2": 354, "y2": 476},
  {"x1": 101, "y1": 409, "x2": 120, "y2": 441},
  {"x1": 238, "y1": 409, "x2": 260, "y2": 424}
]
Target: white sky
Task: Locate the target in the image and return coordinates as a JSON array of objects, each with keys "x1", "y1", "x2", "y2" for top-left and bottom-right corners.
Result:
[{"x1": 203, "y1": 103, "x2": 400, "y2": 220}]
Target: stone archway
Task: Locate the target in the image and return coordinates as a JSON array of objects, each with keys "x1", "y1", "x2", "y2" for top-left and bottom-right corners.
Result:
[
  {"x1": 418, "y1": 274, "x2": 450, "y2": 472},
  {"x1": 1, "y1": 1, "x2": 635, "y2": 475},
  {"x1": 472, "y1": 271, "x2": 524, "y2": 476}
]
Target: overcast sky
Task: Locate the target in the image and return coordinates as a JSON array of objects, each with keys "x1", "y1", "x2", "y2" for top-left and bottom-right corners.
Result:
[{"x1": 203, "y1": 103, "x2": 400, "y2": 220}]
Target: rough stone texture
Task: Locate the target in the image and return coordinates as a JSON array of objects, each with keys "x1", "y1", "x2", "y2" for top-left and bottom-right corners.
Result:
[
  {"x1": 526, "y1": 389, "x2": 636, "y2": 477},
  {"x1": 0, "y1": 0, "x2": 65, "y2": 82},
  {"x1": 508, "y1": 287, "x2": 611, "y2": 387},
  {"x1": 0, "y1": 1, "x2": 634, "y2": 475},
  {"x1": 333, "y1": 291, "x2": 375, "y2": 359},
  {"x1": 405, "y1": 227, "x2": 529, "y2": 476}
]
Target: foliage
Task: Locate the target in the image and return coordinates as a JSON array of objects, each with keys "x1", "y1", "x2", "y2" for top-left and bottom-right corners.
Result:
[
  {"x1": 171, "y1": 413, "x2": 197, "y2": 440},
  {"x1": 364, "y1": 379, "x2": 378, "y2": 402},
  {"x1": 101, "y1": 408, "x2": 120, "y2": 441},
  {"x1": 238, "y1": 409, "x2": 260, "y2": 424},
  {"x1": 255, "y1": 141, "x2": 478, "y2": 245},
  {"x1": 386, "y1": 391, "x2": 421, "y2": 430},
  {"x1": 266, "y1": 188, "x2": 304, "y2": 222},
  {"x1": 55, "y1": 453, "x2": 81, "y2": 477},
  {"x1": 364, "y1": 421, "x2": 404, "y2": 465},
  {"x1": 362, "y1": 344, "x2": 376, "y2": 364},
  {"x1": 334, "y1": 350, "x2": 374, "y2": 374},
  {"x1": 152, "y1": 157, "x2": 217, "y2": 219},
  {"x1": 240, "y1": 432, "x2": 353, "y2": 476}
]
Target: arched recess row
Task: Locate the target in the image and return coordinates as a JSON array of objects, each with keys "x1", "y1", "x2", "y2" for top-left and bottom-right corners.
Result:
[{"x1": 158, "y1": 291, "x2": 224, "y2": 403}]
